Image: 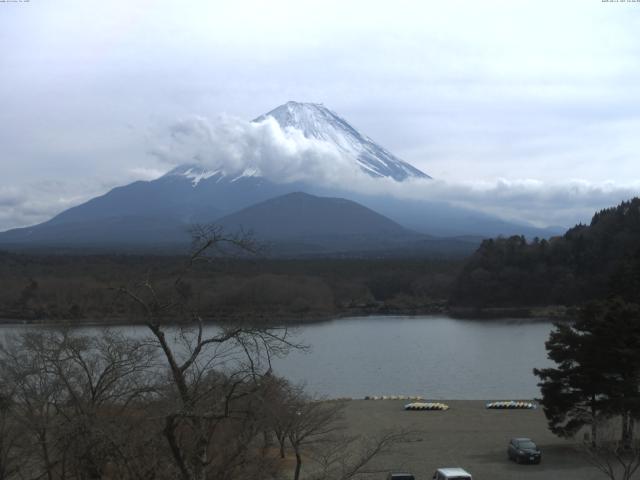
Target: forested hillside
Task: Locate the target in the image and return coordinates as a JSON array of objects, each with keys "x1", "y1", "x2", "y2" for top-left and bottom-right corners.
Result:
[
  {"x1": 451, "y1": 198, "x2": 640, "y2": 308},
  {"x1": 0, "y1": 253, "x2": 461, "y2": 323}
]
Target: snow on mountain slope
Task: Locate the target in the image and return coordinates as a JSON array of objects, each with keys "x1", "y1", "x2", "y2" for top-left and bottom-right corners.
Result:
[
  {"x1": 253, "y1": 101, "x2": 430, "y2": 181},
  {"x1": 165, "y1": 165, "x2": 262, "y2": 187},
  {"x1": 164, "y1": 101, "x2": 430, "y2": 186}
]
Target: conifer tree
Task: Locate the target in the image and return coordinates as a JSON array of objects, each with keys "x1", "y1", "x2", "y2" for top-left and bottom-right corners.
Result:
[{"x1": 535, "y1": 300, "x2": 640, "y2": 447}]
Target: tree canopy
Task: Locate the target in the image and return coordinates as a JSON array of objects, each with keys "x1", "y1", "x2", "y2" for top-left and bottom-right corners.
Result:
[
  {"x1": 534, "y1": 299, "x2": 640, "y2": 446},
  {"x1": 452, "y1": 198, "x2": 640, "y2": 308}
]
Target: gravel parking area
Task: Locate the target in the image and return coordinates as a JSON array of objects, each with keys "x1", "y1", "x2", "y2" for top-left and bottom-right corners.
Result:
[{"x1": 340, "y1": 400, "x2": 602, "y2": 480}]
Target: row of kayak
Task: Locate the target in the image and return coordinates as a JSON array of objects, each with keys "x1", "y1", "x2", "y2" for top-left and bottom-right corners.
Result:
[
  {"x1": 364, "y1": 395, "x2": 425, "y2": 400},
  {"x1": 486, "y1": 401, "x2": 537, "y2": 409},
  {"x1": 405, "y1": 402, "x2": 450, "y2": 411},
  {"x1": 404, "y1": 401, "x2": 537, "y2": 411}
]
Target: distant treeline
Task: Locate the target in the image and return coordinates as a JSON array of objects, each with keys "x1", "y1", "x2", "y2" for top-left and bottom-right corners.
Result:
[
  {"x1": 0, "y1": 253, "x2": 462, "y2": 323},
  {"x1": 5, "y1": 198, "x2": 640, "y2": 323},
  {"x1": 450, "y1": 198, "x2": 640, "y2": 309}
]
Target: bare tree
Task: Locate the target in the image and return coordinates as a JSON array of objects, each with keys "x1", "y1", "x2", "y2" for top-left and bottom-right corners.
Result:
[
  {"x1": 259, "y1": 375, "x2": 301, "y2": 459},
  {"x1": 116, "y1": 225, "x2": 302, "y2": 480},
  {"x1": 0, "y1": 329, "x2": 162, "y2": 480},
  {"x1": 308, "y1": 430, "x2": 417, "y2": 480},
  {"x1": 581, "y1": 417, "x2": 640, "y2": 480},
  {"x1": 48, "y1": 329, "x2": 159, "y2": 479},
  {"x1": 0, "y1": 390, "x2": 23, "y2": 480},
  {"x1": 286, "y1": 397, "x2": 346, "y2": 480},
  {"x1": 0, "y1": 226, "x2": 369, "y2": 480},
  {"x1": 281, "y1": 389, "x2": 415, "y2": 480},
  {"x1": 0, "y1": 331, "x2": 66, "y2": 480}
]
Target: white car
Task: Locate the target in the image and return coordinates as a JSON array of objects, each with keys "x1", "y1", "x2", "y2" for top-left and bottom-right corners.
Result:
[{"x1": 432, "y1": 467, "x2": 472, "y2": 480}]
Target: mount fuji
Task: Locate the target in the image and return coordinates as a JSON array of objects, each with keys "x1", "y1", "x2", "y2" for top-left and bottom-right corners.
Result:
[
  {"x1": 254, "y1": 102, "x2": 429, "y2": 181},
  {"x1": 165, "y1": 101, "x2": 429, "y2": 184},
  {"x1": 0, "y1": 102, "x2": 558, "y2": 254}
]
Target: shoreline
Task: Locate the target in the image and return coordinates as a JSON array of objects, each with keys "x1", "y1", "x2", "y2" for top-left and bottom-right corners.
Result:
[{"x1": 0, "y1": 304, "x2": 575, "y2": 327}]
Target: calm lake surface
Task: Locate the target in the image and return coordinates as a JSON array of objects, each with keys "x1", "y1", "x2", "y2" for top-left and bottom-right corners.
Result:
[
  {"x1": 1, "y1": 315, "x2": 555, "y2": 400},
  {"x1": 272, "y1": 315, "x2": 554, "y2": 400}
]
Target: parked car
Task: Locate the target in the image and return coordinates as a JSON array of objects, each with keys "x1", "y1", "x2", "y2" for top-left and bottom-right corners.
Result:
[
  {"x1": 432, "y1": 467, "x2": 472, "y2": 479},
  {"x1": 508, "y1": 437, "x2": 542, "y2": 464},
  {"x1": 386, "y1": 474, "x2": 415, "y2": 480}
]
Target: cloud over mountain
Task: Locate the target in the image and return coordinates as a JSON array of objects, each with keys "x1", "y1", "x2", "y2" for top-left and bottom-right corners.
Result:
[
  {"x1": 145, "y1": 112, "x2": 640, "y2": 229},
  {"x1": 150, "y1": 115, "x2": 359, "y2": 185},
  {"x1": 1, "y1": 108, "x2": 638, "y2": 233},
  {"x1": 2, "y1": 0, "x2": 639, "y2": 235}
]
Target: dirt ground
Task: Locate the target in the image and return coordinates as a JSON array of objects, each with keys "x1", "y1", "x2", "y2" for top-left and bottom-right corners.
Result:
[{"x1": 338, "y1": 400, "x2": 603, "y2": 480}]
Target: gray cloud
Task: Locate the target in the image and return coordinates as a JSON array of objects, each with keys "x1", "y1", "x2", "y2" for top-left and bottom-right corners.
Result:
[
  {"x1": 340, "y1": 177, "x2": 640, "y2": 229},
  {"x1": 0, "y1": 170, "x2": 164, "y2": 231},
  {"x1": 0, "y1": 184, "x2": 83, "y2": 230},
  {"x1": 387, "y1": 179, "x2": 640, "y2": 228}
]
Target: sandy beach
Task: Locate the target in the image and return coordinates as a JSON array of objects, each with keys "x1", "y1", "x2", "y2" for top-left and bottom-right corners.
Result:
[{"x1": 338, "y1": 400, "x2": 602, "y2": 480}]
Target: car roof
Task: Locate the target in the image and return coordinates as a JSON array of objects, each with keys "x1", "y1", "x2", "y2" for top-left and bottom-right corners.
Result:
[
  {"x1": 437, "y1": 467, "x2": 472, "y2": 475},
  {"x1": 512, "y1": 437, "x2": 533, "y2": 442}
]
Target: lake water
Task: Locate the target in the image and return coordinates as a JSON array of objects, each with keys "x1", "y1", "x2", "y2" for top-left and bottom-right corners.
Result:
[
  {"x1": 0, "y1": 315, "x2": 555, "y2": 400},
  {"x1": 272, "y1": 315, "x2": 554, "y2": 400}
]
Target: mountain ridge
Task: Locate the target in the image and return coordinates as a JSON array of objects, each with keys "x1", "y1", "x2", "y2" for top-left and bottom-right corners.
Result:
[
  {"x1": 217, "y1": 191, "x2": 412, "y2": 239},
  {"x1": 0, "y1": 102, "x2": 560, "y2": 252}
]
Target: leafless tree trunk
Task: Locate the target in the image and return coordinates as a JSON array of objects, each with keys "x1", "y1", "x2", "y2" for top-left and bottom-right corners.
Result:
[
  {"x1": 0, "y1": 331, "x2": 65, "y2": 480},
  {"x1": 117, "y1": 225, "x2": 302, "y2": 480},
  {"x1": 581, "y1": 417, "x2": 640, "y2": 480},
  {"x1": 0, "y1": 328, "x2": 161, "y2": 480},
  {"x1": 286, "y1": 397, "x2": 346, "y2": 480},
  {"x1": 0, "y1": 392, "x2": 23, "y2": 480},
  {"x1": 308, "y1": 430, "x2": 418, "y2": 480},
  {"x1": 0, "y1": 225, "x2": 307, "y2": 480}
]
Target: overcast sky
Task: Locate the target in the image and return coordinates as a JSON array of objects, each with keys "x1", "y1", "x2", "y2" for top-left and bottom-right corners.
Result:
[{"x1": 1, "y1": 0, "x2": 639, "y2": 230}]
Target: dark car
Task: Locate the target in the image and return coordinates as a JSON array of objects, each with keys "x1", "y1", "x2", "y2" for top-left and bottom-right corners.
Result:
[
  {"x1": 387, "y1": 474, "x2": 415, "y2": 480},
  {"x1": 508, "y1": 437, "x2": 541, "y2": 464}
]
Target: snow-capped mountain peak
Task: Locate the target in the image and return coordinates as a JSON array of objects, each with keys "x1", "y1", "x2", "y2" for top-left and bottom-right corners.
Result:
[
  {"x1": 165, "y1": 101, "x2": 430, "y2": 186},
  {"x1": 253, "y1": 101, "x2": 430, "y2": 181}
]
